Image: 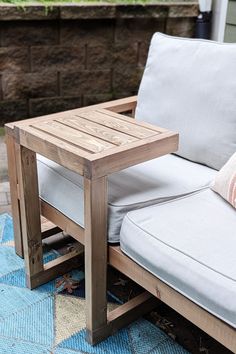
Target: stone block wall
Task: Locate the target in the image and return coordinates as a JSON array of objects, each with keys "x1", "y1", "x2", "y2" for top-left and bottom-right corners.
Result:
[{"x1": 0, "y1": 3, "x2": 198, "y2": 124}]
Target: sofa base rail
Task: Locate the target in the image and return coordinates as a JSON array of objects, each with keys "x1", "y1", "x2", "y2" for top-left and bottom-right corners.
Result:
[{"x1": 108, "y1": 246, "x2": 236, "y2": 353}]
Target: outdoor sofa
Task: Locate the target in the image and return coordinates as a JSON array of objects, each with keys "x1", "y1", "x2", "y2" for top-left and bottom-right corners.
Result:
[{"x1": 6, "y1": 33, "x2": 236, "y2": 352}]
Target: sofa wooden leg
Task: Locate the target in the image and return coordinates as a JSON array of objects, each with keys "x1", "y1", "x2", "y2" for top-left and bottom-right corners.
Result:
[
  {"x1": 15, "y1": 145, "x2": 84, "y2": 289},
  {"x1": 83, "y1": 177, "x2": 157, "y2": 346},
  {"x1": 5, "y1": 135, "x2": 24, "y2": 258},
  {"x1": 84, "y1": 177, "x2": 108, "y2": 344},
  {"x1": 86, "y1": 292, "x2": 158, "y2": 345},
  {"x1": 6, "y1": 132, "x2": 62, "y2": 259}
]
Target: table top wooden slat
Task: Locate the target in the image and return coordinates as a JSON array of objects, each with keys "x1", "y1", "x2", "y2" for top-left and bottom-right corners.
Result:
[
  {"x1": 76, "y1": 110, "x2": 158, "y2": 139},
  {"x1": 19, "y1": 125, "x2": 90, "y2": 158},
  {"x1": 18, "y1": 125, "x2": 89, "y2": 176},
  {"x1": 56, "y1": 116, "x2": 138, "y2": 146},
  {"x1": 32, "y1": 120, "x2": 115, "y2": 153},
  {"x1": 100, "y1": 109, "x2": 168, "y2": 134},
  {"x1": 14, "y1": 108, "x2": 179, "y2": 179}
]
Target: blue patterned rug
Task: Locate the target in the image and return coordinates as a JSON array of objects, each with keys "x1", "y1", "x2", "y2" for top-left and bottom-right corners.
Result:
[{"x1": 0, "y1": 213, "x2": 189, "y2": 354}]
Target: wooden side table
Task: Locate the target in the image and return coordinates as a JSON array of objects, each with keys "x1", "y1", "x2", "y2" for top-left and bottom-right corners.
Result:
[{"x1": 5, "y1": 97, "x2": 178, "y2": 344}]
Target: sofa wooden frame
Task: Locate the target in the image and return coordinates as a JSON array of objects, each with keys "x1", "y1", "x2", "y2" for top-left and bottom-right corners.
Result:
[{"x1": 5, "y1": 96, "x2": 236, "y2": 353}]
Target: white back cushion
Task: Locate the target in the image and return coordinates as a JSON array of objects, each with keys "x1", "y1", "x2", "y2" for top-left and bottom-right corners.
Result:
[{"x1": 135, "y1": 33, "x2": 236, "y2": 170}]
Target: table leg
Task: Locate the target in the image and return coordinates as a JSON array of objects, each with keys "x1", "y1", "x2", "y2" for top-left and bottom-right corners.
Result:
[
  {"x1": 17, "y1": 145, "x2": 44, "y2": 288},
  {"x1": 84, "y1": 176, "x2": 108, "y2": 344},
  {"x1": 5, "y1": 134, "x2": 24, "y2": 258}
]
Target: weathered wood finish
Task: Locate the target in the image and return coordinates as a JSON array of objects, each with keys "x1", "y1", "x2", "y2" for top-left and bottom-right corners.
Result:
[
  {"x1": 14, "y1": 104, "x2": 178, "y2": 179},
  {"x1": 40, "y1": 216, "x2": 61, "y2": 239},
  {"x1": 58, "y1": 115, "x2": 138, "y2": 145},
  {"x1": 84, "y1": 177, "x2": 108, "y2": 344},
  {"x1": 5, "y1": 96, "x2": 138, "y2": 259},
  {"x1": 107, "y1": 292, "x2": 158, "y2": 333},
  {"x1": 29, "y1": 246, "x2": 84, "y2": 289},
  {"x1": 90, "y1": 132, "x2": 178, "y2": 178},
  {"x1": 10, "y1": 143, "x2": 85, "y2": 290},
  {"x1": 89, "y1": 292, "x2": 159, "y2": 343},
  {"x1": 16, "y1": 145, "x2": 44, "y2": 288},
  {"x1": 5, "y1": 133, "x2": 23, "y2": 257},
  {"x1": 77, "y1": 109, "x2": 157, "y2": 139}
]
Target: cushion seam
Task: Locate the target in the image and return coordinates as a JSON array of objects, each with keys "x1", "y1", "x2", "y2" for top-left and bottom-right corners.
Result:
[
  {"x1": 119, "y1": 188, "x2": 208, "y2": 210},
  {"x1": 120, "y1": 247, "x2": 236, "y2": 328},
  {"x1": 125, "y1": 214, "x2": 236, "y2": 282},
  {"x1": 108, "y1": 191, "x2": 204, "y2": 208}
]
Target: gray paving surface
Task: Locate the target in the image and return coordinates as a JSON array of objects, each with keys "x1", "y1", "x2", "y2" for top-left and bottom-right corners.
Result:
[
  {"x1": 0, "y1": 135, "x2": 11, "y2": 214},
  {"x1": 0, "y1": 136, "x2": 8, "y2": 183}
]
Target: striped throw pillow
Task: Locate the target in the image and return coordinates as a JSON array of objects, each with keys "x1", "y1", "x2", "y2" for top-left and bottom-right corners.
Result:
[{"x1": 212, "y1": 152, "x2": 236, "y2": 208}]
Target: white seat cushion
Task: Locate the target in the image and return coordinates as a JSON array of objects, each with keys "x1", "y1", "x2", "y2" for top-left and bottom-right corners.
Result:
[
  {"x1": 135, "y1": 32, "x2": 236, "y2": 170},
  {"x1": 37, "y1": 154, "x2": 216, "y2": 243},
  {"x1": 120, "y1": 189, "x2": 236, "y2": 327}
]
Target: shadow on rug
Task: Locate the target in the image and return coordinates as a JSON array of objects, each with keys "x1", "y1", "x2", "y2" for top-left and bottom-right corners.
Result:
[{"x1": 0, "y1": 213, "x2": 189, "y2": 354}]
